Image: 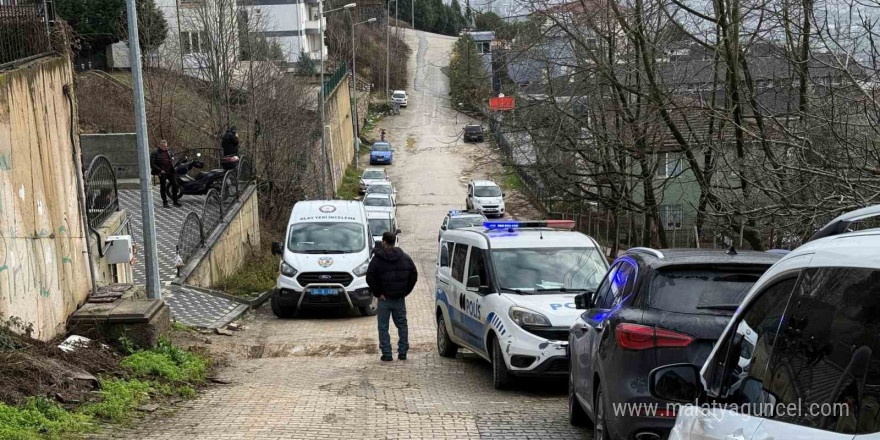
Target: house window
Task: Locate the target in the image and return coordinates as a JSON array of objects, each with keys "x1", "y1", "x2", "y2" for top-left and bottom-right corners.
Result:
[
  {"x1": 476, "y1": 41, "x2": 490, "y2": 54},
  {"x1": 180, "y1": 31, "x2": 209, "y2": 55},
  {"x1": 656, "y1": 152, "x2": 682, "y2": 178},
  {"x1": 660, "y1": 205, "x2": 683, "y2": 230},
  {"x1": 309, "y1": 6, "x2": 320, "y2": 21}
]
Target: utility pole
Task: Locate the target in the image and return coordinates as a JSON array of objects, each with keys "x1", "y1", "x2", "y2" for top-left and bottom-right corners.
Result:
[
  {"x1": 386, "y1": 0, "x2": 392, "y2": 105},
  {"x1": 124, "y1": 0, "x2": 161, "y2": 299},
  {"x1": 351, "y1": 17, "x2": 376, "y2": 171},
  {"x1": 411, "y1": 0, "x2": 414, "y2": 30},
  {"x1": 319, "y1": 0, "x2": 328, "y2": 198}
]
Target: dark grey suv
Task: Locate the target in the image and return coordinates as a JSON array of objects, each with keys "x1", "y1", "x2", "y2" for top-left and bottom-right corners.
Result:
[{"x1": 567, "y1": 247, "x2": 781, "y2": 440}]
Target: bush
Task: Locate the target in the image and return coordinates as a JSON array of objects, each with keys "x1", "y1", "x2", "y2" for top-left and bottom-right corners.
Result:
[
  {"x1": 121, "y1": 340, "x2": 209, "y2": 384},
  {"x1": 337, "y1": 166, "x2": 361, "y2": 200},
  {"x1": 0, "y1": 397, "x2": 93, "y2": 439}
]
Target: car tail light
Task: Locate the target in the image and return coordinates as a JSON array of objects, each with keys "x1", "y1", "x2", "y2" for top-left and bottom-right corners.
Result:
[{"x1": 615, "y1": 323, "x2": 694, "y2": 350}]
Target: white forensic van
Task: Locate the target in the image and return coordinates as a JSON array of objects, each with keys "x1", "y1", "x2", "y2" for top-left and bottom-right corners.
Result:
[
  {"x1": 435, "y1": 219, "x2": 609, "y2": 389},
  {"x1": 271, "y1": 200, "x2": 377, "y2": 318}
]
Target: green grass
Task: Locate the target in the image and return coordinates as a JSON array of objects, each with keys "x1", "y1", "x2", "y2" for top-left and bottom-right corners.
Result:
[
  {"x1": 82, "y1": 379, "x2": 153, "y2": 423},
  {"x1": 0, "y1": 398, "x2": 94, "y2": 440},
  {"x1": 502, "y1": 166, "x2": 524, "y2": 191},
  {"x1": 337, "y1": 166, "x2": 361, "y2": 200},
  {"x1": 121, "y1": 340, "x2": 209, "y2": 384},
  {"x1": 171, "y1": 321, "x2": 196, "y2": 333},
  {"x1": 213, "y1": 247, "x2": 278, "y2": 298}
]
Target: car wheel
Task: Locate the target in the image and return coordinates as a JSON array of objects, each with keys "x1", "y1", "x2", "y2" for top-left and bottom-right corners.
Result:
[
  {"x1": 437, "y1": 313, "x2": 459, "y2": 358},
  {"x1": 271, "y1": 293, "x2": 296, "y2": 319},
  {"x1": 492, "y1": 337, "x2": 513, "y2": 390},
  {"x1": 359, "y1": 296, "x2": 378, "y2": 316},
  {"x1": 594, "y1": 387, "x2": 610, "y2": 440},
  {"x1": 569, "y1": 376, "x2": 592, "y2": 427}
]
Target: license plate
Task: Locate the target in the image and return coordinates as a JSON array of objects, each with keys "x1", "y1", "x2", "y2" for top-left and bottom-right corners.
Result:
[{"x1": 310, "y1": 288, "x2": 339, "y2": 296}]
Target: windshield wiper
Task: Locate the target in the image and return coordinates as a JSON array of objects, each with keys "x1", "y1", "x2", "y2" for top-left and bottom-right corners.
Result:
[
  {"x1": 499, "y1": 287, "x2": 527, "y2": 295},
  {"x1": 535, "y1": 287, "x2": 590, "y2": 293},
  {"x1": 696, "y1": 304, "x2": 739, "y2": 311}
]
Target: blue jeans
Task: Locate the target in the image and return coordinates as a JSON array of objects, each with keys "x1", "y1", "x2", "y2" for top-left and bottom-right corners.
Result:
[{"x1": 377, "y1": 297, "x2": 408, "y2": 357}]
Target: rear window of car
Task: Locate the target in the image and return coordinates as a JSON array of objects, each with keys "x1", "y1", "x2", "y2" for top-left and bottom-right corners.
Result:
[
  {"x1": 648, "y1": 268, "x2": 765, "y2": 315},
  {"x1": 466, "y1": 126, "x2": 482, "y2": 132},
  {"x1": 393, "y1": 92, "x2": 405, "y2": 98}
]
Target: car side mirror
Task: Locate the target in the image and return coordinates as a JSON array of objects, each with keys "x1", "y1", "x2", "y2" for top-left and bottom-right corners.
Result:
[
  {"x1": 271, "y1": 241, "x2": 283, "y2": 255},
  {"x1": 440, "y1": 225, "x2": 447, "y2": 231},
  {"x1": 395, "y1": 229, "x2": 402, "y2": 235},
  {"x1": 466, "y1": 275, "x2": 481, "y2": 291},
  {"x1": 574, "y1": 292, "x2": 592, "y2": 309},
  {"x1": 502, "y1": 193, "x2": 506, "y2": 197},
  {"x1": 649, "y1": 364, "x2": 704, "y2": 403}
]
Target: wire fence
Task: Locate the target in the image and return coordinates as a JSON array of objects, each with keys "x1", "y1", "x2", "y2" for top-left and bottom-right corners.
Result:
[
  {"x1": 84, "y1": 155, "x2": 120, "y2": 232},
  {"x1": 321, "y1": 63, "x2": 348, "y2": 102},
  {"x1": 0, "y1": 0, "x2": 56, "y2": 68}
]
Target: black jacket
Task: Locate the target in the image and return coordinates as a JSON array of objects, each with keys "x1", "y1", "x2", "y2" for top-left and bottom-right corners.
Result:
[
  {"x1": 221, "y1": 130, "x2": 239, "y2": 156},
  {"x1": 150, "y1": 149, "x2": 175, "y2": 175},
  {"x1": 366, "y1": 247, "x2": 418, "y2": 299}
]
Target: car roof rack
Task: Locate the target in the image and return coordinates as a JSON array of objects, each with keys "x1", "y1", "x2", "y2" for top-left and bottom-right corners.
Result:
[
  {"x1": 808, "y1": 205, "x2": 880, "y2": 242},
  {"x1": 627, "y1": 247, "x2": 665, "y2": 259}
]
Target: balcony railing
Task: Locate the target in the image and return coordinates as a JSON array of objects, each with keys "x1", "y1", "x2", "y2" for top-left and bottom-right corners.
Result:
[{"x1": 0, "y1": 0, "x2": 56, "y2": 68}]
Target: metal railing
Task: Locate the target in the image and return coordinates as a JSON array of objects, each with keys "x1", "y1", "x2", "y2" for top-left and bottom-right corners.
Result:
[
  {"x1": 84, "y1": 155, "x2": 120, "y2": 232},
  {"x1": 0, "y1": 0, "x2": 56, "y2": 68},
  {"x1": 176, "y1": 211, "x2": 204, "y2": 265},
  {"x1": 321, "y1": 63, "x2": 348, "y2": 102},
  {"x1": 201, "y1": 189, "x2": 223, "y2": 235},
  {"x1": 220, "y1": 169, "x2": 238, "y2": 202},
  {"x1": 236, "y1": 155, "x2": 254, "y2": 184}
]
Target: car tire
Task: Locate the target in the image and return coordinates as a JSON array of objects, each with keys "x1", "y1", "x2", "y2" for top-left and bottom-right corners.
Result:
[
  {"x1": 271, "y1": 293, "x2": 296, "y2": 319},
  {"x1": 492, "y1": 337, "x2": 513, "y2": 390},
  {"x1": 568, "y1": 376, "x2": 592, "y2": 427},
  {"x1": 359, "y1": 296, "x2": 378, "y2": 316},
  {"x1": 594, "y1": 387, "x2": 610, "y2": 440},
  {"x1": 437, "y1": 312, "x2": 459, "y2": 358}
]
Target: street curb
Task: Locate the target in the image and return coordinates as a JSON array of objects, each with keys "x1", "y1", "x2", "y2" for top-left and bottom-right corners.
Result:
[{"x1": 176, "y1": 285, "x2": 271, "y2": 309}]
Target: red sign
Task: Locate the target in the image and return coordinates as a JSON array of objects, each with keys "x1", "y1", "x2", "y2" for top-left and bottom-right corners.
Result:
[{"x1": 489, "y1": 96, "x2": 515, "y2": 111}]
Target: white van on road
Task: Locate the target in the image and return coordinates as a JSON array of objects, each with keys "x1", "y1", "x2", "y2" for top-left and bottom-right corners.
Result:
[
  {"x1": 271, "y1": 200, "x2": 378, "y2": 318},
  {"x1": 435, "y1": 220, "x2": 608, "y2": 389}
]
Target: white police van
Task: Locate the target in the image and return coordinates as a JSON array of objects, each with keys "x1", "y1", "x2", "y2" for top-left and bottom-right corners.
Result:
[
  {"x1": 271, "y1": 200, "x2": 377, "y2": 318},
  {"x1": 435, "y1": 219, "x2": 609, "y2": 389}
]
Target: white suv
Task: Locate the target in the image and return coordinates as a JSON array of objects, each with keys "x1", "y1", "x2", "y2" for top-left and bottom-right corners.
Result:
[
  {"x1": 466, "y1": 179, "x2": 505, "y2": 217},
  {"x1": 649, "y1": 205, "x2": 880, "y2": 440},
  {"x1": 435, "y1": 220, "x2": 608, "y2": 389}
]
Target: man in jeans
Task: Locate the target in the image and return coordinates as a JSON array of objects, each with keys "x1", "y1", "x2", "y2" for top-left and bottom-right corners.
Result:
[
  {"x1": 149, "y1": 140, "x2": 181, "y2": 208},
  {"x1": 366, "y1": 231, "x2": 418, "y2": 361}
]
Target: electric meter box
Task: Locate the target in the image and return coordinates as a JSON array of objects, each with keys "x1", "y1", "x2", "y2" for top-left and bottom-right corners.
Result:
[{"x1": 105, "y1": 235, "x2": 133, "y2": 264}]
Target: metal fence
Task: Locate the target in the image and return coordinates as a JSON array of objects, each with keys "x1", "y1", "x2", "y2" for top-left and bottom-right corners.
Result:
[
  {"x1": 176, "y1": 212, "x2": 204, "y2": 265},
  {"x1": 321, "y1": 63, "x2": 348, "y2": 102},
  {"x1": 84, "y1": 155, "x2": 120, "y2": 232},
  {"x1": 201, "y1": 189, "x2": 223, "y2": 235},
  {"x1": 220, "y1": 169, "x2": 238, "y2": 202},
  {"x1": 236, "y1": 155, "x2": 254, "y2": 184},
  {"x1": 0, "y1": 0, "x2": 56, "y2": 68}
]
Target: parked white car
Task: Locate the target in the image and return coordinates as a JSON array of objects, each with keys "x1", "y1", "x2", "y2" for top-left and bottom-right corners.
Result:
[
  {"x1": 391, "y1": 90, "x2": 407, "y2": 107},
  {"x1": 363, "y1": 193, "x2": 396, "y2": 216},
  {"x1": 649, "y1": 205, "x2": 880, "y2": 440},
  {"x1": 365, "y1": 181, "x2": 397, "y2": 204},
  {"x1": 359, "y1": 168, "x2": 388, "y2": 194},
  {"x1": 466, "y1": 179, "x2": 505, "y2": 217}
]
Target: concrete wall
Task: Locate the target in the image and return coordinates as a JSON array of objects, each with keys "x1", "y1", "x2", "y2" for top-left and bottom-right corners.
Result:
[
  {"x1": 185, "y1": 185, "x2": 261, "y2": 288},
  {"x1": 80, "y1": 133, "x2": 138, "y2": 180},
  {"x1": 324, "y1": 73, "x2": 355, "y2": 192},
  {"x1": 0, "y1": 56, "x2": 93, "y2": 340}
]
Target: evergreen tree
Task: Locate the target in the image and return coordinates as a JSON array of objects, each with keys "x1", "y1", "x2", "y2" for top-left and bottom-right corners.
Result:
[{"x1": 296, "y1": 50, "x2": 317, "y2": 75}]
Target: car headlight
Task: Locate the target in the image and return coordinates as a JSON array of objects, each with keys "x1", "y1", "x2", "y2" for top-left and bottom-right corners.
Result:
[
  {"x1": 509, "y1": 306, "x2": 552, "y2": 327},
  {"x1": 280, "y1": 260, "x2": 297, "y2": 278},
  {"x1": 352, "y1": 259, "x2": 370, "y2": 277}
]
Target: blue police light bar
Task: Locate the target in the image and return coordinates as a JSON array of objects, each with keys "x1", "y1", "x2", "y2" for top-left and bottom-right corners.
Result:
[
  {"x1": 483, "y1": 220, "x2": 576, "y2": 230},
  {"x1": 484, "y1": 221, "x2": 521, "y2": 229},
  {"x1": 448, "y1": 210, "x2": 461, "y2": 216}
]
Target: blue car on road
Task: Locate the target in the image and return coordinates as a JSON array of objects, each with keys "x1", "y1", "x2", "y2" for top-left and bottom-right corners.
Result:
[{"x1": 370, "y1": 142, "x2": 393, "y2": 165}]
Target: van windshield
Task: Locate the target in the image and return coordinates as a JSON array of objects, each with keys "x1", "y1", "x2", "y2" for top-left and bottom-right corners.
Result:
[
  {"x1": 474, "y1": 186, "x2": 502, "y2": 197},
  {"x1": 491, "y1": 247, "x2": 606, "y2": 293},
  {"x1": 287, "y1": 222, "x2": 365, "y2": 254}
]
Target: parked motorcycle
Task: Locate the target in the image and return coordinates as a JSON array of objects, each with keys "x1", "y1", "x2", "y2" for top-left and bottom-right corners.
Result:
[{"x1": 165, "y1": 153, "x2": 227, "y2": 200}]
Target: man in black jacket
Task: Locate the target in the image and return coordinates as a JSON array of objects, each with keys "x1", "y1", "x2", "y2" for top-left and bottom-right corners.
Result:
[
  {"x1": 366, "y1": 231, "x2": 418, "y2": 361},
  {"x1": 149, "y1": 140, "x2": 181, "y2": 208},
  {"x1": 221, "y1": 126, "x2": 239, "y2": 157}
]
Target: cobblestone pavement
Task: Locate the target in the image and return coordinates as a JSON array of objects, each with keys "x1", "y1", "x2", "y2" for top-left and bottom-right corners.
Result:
[
  {"x1": 118, "y1": 186, "x2": 207, "y2": 283},
  {"x1": 106, "y1": 30, "x2": 589, "y2": 440}
]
